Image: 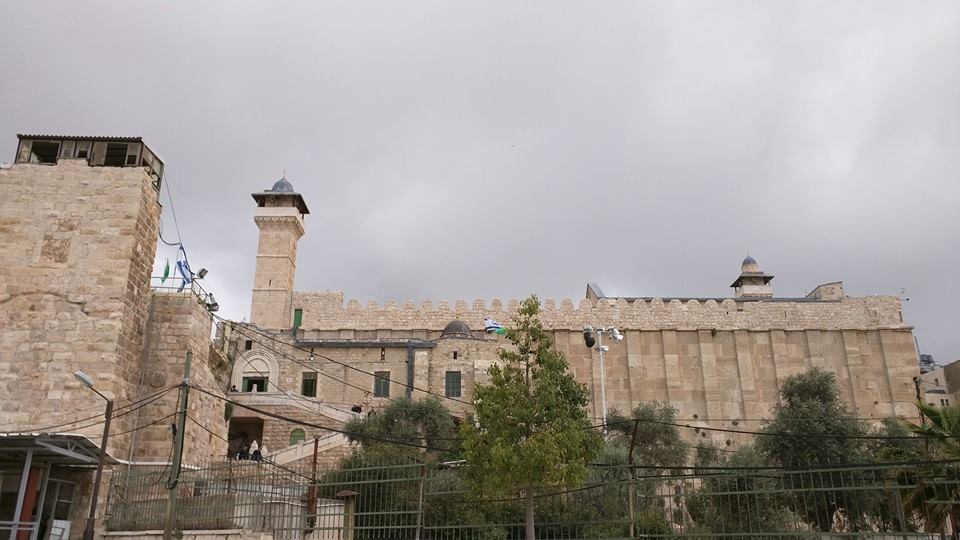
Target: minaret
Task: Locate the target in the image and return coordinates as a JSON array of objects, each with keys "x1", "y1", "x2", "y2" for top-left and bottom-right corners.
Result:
[
  {"x1": 731, "y1": 255, "x2": 774, "y2": 299},
  {"x1": 250, "y1": 176, "x2": 310, "y2": 329}
]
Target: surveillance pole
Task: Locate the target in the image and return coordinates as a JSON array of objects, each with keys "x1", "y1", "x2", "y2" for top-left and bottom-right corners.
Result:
[
  {"x1": 597, "y1": 330, "x2": 608, "y2": 430},
  {"x1": 584, "y1": 326, "x2": 620, "y2": 431}
]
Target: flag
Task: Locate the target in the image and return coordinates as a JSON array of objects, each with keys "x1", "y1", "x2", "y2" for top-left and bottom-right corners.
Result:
[
  {"x1": 161, "y1": 258, "x2": 170, "y2": 284},
  {"x1": 484, "y1": 318, "x2": 506, "y2": 335},
  {"x1": 176, "y1": 248, "x2": 192, "y2": 292}
]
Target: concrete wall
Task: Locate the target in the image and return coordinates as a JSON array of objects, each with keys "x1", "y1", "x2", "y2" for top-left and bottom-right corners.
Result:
[{"x1": 0, "y1": 159, "x2": 161, "y2": 454}]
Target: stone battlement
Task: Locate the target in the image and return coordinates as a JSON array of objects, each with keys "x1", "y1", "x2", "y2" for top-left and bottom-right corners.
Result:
[{"x1": 291, "y1": 290, "x2": 907, "y2": 332}]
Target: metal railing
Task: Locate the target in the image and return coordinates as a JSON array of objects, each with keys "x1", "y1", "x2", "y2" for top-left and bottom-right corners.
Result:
[
  {"x1": 107, "y1": 454, "x2": 960, "y2": 540},
  {"x1": 149, "y1": 275, "x2": 216, "y2": 308}
]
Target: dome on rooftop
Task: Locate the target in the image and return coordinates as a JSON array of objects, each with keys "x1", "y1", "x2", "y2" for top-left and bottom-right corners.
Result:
[
  {"x1": 441, "y1": 319, "x2": 472, "y2": 338},
  {"x1": 269, "y1": 177, "x2": 294, "y2": 193},
  {"x1": 741, "y1": 255, "x2": 761, "y2": 273}
]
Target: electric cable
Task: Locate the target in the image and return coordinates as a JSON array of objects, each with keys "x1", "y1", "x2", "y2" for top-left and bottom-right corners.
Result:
[
  {"x1": 190, "y1": 384, "x2": 458, "y2": 453},
  {"x1": 214, "y1": 314, "x2": 472, "y2": 406}
]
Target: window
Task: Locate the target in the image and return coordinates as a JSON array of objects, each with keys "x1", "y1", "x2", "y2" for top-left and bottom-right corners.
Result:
[
  {"x1": 290, "y1": 429, "x2": 306, "y2": 445},
  {"x1": 293, "y1": 308, "x2": 303, "y2": 329},
  {"x1": 103, "y1": 143, "x2": 128, "y2": 166},
  {"x1": 59, "y1": 140, "x2": 76, "y2": 158},
  {"x1": 242, "y1": 377, "x2": 267, "y2": 392},
  {"x1": 445, "y1": 371, "x2": 462, "y2": 398},
  {"x1": 374, "y1": 371, "x2": 390, "y2": 397},
  {"x1": 453, "y1": 351, "x2": 458, "y2": 360},
  {"x1": 244, "y1": 340, "x2": 253, "y2": 351},
  {"x1": 935, "y1": 378, "x2": 940, "y2": 386},
  {"x1": 30, "y1": 141, "x2": 60, "y2": 164},
  {"x1": 380, "y1": 348, "x2": 385, "y2": 361},
  {"x1": 302, "y1": 372, "x2": 317, "y2": 397},
  {"x1": 75, "y1": 141, "x2": 91, "y2": 159}
]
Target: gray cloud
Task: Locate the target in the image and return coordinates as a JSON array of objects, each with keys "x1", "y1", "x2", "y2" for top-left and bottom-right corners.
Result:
[{"x1": 1, "y1": 0, "x2": 957, "y2": 361}]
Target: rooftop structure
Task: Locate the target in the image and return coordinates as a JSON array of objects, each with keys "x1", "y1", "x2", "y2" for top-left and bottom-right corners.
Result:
[{"x1": 14, "y1": 134, "x2": 164, "y2": 190}]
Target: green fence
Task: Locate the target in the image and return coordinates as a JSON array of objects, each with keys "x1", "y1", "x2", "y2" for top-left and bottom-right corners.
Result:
[{"x1": 107, "y1": 456, "x2": 960, "y2": 540}]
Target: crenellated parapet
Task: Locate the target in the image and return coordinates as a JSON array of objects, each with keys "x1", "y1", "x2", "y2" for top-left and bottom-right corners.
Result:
[{"x1": 292, "y1": 291, "x2": 908, "y2": 332}]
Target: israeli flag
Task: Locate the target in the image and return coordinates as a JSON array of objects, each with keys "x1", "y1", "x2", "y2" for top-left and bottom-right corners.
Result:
[
  {"x1": 484, "y1": 318, "x2": 503, "y2": 333},
  {"x1": 176, "y1": 250, "x2": 192, "y2": 292}
]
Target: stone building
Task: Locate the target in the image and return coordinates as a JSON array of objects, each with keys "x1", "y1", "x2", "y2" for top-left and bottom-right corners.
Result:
[
  {"x1": 0, "y1": 135, "x2": 229, "y2": 539},
  {"x1": 224, "y1": 178, "x2": 922, "y2": 461}
]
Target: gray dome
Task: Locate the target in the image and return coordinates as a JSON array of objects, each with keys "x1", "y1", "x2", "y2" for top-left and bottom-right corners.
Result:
[
  {"x1": 269, "y1": 177, "x2": 294, "y2": 193},
  {"x1": 741, "y1": 255, "x2": 761, "y2": 273},
  {"x1": 441, "y1": 320, "x2": 472, "y2": 338}
]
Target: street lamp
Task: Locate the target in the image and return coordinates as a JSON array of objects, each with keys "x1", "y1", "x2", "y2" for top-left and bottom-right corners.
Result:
[
  {"x1": 74, "y1": 370, "x2": 114, "y2": 540},
  {"x1": 582, "y1": 327, "x2": 623, "y2": 430}
]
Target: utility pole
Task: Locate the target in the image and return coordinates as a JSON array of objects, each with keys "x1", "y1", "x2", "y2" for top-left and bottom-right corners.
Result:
[{"x1": 163, "y1": 351, "x2": 192, "y2": 540}]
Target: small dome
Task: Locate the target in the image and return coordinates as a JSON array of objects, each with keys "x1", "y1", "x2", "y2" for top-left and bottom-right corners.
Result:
[
  {"x1": 741, "y1": 255, "x2": 761, "y2": 273},
  {"x1": 269, "y1": 177, "x2": 294, "y2": 193},
  {"x1": 441, "y1": 319, "x2": 472, "y2": 338}
]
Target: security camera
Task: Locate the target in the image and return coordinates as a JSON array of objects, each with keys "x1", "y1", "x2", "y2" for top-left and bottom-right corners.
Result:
[
  {"x1": 610, "y1": 328, "x2": 624, "y2": 342},
  {"x1": 583, "y1": 327, "x2": 596, "y2": 348}
]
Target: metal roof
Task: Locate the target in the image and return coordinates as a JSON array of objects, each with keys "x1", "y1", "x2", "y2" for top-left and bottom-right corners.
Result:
[
  {"x1": 0, "y1": 432, "x2": 118, "y2": 467},
  {"x1": 17, "y1": 134, "x2": 144, "y2": 143}
]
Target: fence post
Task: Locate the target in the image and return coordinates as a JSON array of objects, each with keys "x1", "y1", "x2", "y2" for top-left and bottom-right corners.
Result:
[
  {"x1": 415, "y1": 461, "x2": 427, "y2": 540},
  {"x1": 627, "y1": 419, "x2": 640, "y2": 538},
  {"x1": 308, "y1": 437, "x2": 319, "y2": 530}
]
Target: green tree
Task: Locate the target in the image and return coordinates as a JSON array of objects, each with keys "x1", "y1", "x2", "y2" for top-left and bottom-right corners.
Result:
[
  {"x1": 460, "y1": 295, "x2": 603, "y2": 540},
  {"x1": 607, "y1": 402, "x2": 689, "y2": 467},
  {"x1": 343, "y1": 395, "x2": 460, "y2": 458},
  {"x1": 756, "y1": 368, "x2": 872, "y2": 531},
  {"x1": 902, "y1": 403, "x2": 960, "y2": 537},
  {"x1": 687, "y1": 445, "x2": 794, "y2": 538}
]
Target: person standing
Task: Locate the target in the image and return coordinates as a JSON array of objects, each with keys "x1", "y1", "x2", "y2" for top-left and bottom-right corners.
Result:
[{"x1": 250, "y1": 439, "x2": 261, "y2": 461}]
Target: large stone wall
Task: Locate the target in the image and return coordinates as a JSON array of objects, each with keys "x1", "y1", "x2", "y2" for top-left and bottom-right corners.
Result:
[
  {"x1": 132, "y1": 292, "x2": 231, "y2": 464},
  {"x1": 292, "y1": 293, "x2": 907, "y2": 332},
  {"x1": 232, "y1": 324, "x2": 919, "y2": 451},
  {"x1": 0, "y1": 159, "x2": 161, "y2": 454}
]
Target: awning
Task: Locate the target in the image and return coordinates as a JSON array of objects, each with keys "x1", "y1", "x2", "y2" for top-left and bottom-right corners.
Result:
[{"x1": 0, "y1": 433, "x2": 119, "y2": 467}]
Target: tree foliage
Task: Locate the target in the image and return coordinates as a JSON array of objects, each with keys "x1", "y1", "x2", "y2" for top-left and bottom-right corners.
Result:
[
  {"x1": 756, "y1": 368, "x2": 876, "y2": 531},
  {"x1": 343, "y1": 395, "x2": 460, "y2": 459},
  {"x1": 902, "y1": 402, "x2": 960, "y2": 536},
  {"x1": 460, "y1": 295, "x2": 603, "y2": 538}
]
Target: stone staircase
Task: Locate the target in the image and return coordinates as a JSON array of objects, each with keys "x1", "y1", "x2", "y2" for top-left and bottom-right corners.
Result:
[{"x1": 267, "y1": 431, "x2": 350, "y2": 465}]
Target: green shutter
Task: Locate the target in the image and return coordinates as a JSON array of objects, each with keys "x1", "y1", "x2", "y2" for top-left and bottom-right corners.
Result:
[
  {"x1": 292, "y1": 308, "x2": 303, "y2": 329},
  {"x1": 445, "y1": 371, "x2": 462, "y2": 398}
]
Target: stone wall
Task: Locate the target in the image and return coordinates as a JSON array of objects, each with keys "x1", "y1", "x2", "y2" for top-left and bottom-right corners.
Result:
[
  {"x1": 232, "y1": 324, "x2": 919, "y2": 450},
  {"x1": 0, "y1": 159, "x2": 161, "y2": 454},
  {"x1": 291, "y1": 294, "x2": 907, "y2": 332},
  {"x1": 132, "y1": 292, "x2": 231, "y2": 464}
]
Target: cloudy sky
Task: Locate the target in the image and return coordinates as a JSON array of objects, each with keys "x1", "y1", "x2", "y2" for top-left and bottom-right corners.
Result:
[{"x1": 1, "y1": 1, "x2": 957, "y2": 361}]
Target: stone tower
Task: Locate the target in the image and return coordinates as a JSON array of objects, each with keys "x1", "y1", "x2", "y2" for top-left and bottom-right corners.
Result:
[
  {"x1": 250, "y1": 177, "x2": 310, "y2": 329},
  {"x1": 731, "y1": 255, "x2": 774, "y2": 298}
]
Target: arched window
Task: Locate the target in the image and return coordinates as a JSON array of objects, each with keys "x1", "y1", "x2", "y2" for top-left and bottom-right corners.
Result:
[{"x1": 290, "y1": 428, "x2": 306, "y2": 446}]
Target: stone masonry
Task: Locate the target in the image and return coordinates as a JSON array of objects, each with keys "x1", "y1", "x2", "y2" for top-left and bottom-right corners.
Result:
[{"x1": 227, "y1": 176, "x2": 921, "y2": 458}]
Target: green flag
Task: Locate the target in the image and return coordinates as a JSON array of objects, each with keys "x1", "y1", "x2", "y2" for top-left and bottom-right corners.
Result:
[{"x1": 161, "y1": 258, "x2": 170, "y2": 283}]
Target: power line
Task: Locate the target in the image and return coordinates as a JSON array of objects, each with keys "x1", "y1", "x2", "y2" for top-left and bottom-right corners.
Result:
[
  {"x1": 630, "y1": 416, "x2": 950, "y2": 441},
  {"x1": 215, "y1": 314, "x2": 472, "y2": 406},
  {"x1": 1, "y1": 385, "x2": 178, "y2": 435},
  {"x1": 226, "y1": 323, "x2": 373, "y2": 403},
  {"x1": 113, "y1": 412, "x2": 177, "y2": 437},
  {"x1": 190, "y1": 384, "x2": 458, "y2": 453}
]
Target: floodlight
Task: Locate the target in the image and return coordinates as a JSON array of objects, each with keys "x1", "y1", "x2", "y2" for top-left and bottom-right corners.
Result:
[
  {"x1": 197, "y1": 268, "x2": 209, "y2": 279},
  {"x1": 74, "y1": 370, "x2": 95, "y2": 388}
]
